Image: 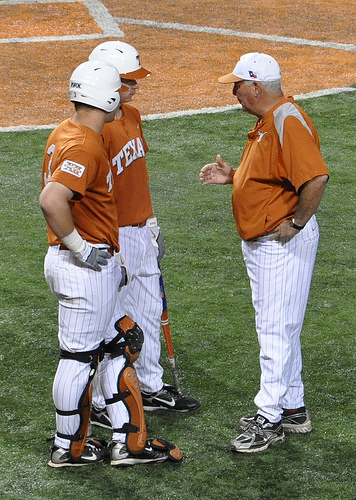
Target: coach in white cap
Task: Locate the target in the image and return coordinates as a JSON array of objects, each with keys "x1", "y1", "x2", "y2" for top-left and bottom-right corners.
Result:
[
  {"x1": 200, "y1": 52, "x2": 329, "y2": 453},
  {"x1": 218, "y1": 52, "x2": 281, "y2": 83}
]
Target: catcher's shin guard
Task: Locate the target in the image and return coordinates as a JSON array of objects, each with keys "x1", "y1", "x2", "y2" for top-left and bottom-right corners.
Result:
[
  {"x1": 117, "y1": 365, "x2": 147, "y2": 454},
  {"x1": 56, "y1": 344, "x2": 104, "y2": 460},
  {"x1": 105, "y1": 315, "x2": 146, "y2": 454}
]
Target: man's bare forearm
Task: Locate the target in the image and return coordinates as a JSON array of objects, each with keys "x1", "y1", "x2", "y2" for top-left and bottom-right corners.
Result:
[{"x1": 293, "y1": 174, "x2": 329, "y2": 227}]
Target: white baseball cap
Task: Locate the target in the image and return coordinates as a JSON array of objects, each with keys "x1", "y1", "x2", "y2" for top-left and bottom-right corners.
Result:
[{"x1": 218, "y1": 52, "x2": 281, "y2": 83}]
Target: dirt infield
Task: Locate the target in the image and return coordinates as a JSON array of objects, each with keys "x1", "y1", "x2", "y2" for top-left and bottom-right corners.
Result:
[
  {"x1": 1, "y1": 0, "x2": 355, "y2": 128},
  {"x1": 105, "y1": 0, "x2": 356, "y2": 44}
]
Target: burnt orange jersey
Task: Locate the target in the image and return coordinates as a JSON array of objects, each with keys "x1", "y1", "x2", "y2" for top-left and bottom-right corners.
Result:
[
  {"x1": 41, "y1": 118, "x2": 119, "y2": 248},
  {"x1": 102, "y1": 103, "x2": 153, "y2": 227},
  {"x1": 232, "y1": 96, "x2": 329, "y2": 240}
]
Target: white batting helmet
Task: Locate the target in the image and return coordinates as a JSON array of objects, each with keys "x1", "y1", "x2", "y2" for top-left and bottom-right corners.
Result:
[
  {"x1": 69, "y1": 60, "x2": 121, "y2": 112},
  {"x1": 89, "y1": 41, "x2": 150, "y2": 79}
]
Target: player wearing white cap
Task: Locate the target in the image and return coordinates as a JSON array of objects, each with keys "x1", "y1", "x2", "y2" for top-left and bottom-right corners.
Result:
[{"x1": 200, "y1": 52, "x2": 329, "y2": 453}]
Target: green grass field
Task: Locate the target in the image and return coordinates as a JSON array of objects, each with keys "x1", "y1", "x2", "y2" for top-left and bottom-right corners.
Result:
[{"x1": 0, "y1": 91, "x2": 355, "y2": 500}]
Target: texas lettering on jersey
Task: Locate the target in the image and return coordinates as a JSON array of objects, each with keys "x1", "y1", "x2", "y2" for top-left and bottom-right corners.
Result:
[{"x1": 112, "y1": 137, "x2": 145, "y2": 175}]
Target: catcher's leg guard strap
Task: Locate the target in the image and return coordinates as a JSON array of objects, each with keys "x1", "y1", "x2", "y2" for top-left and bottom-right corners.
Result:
[
  {"x1": 105, "y1": 315, "x2": 144, "y2": 364},
  {"x1": 56, "y1": 345, "x2": 103, "y2": 460},
  {"x1": 106, "y1": 365, "x2": 147, "y2": 455},
  {"x1": 56, "y1": 379, "x2": 92, "y2": 459}
]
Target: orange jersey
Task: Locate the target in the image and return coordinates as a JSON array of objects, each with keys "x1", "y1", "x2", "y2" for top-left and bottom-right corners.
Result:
[
  {"x1": 41, "y1": 118, "x2": 119, "y2": 248},
  {"x1": 102, "y1": 103, "x2": 153, "y2": 227},
  {"x1": 232, "y1": 96, "x2": 329, "y2": 240}
]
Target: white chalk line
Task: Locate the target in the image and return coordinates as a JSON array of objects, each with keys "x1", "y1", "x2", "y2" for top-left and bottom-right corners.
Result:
[
  {"x1": 1, "y1": 1, "x2": 355, "y2": 51},
  {"x1": 114, "y1": 17, "x2": 356, "y2": 52},
  {"x1": 0, "y1": 0, "x2": 124, "y2": 43},
  {"x1": 1, "y1": 87, "x2": 355, "y2": 133},
  {"x1": 1, "y1": 0, "x2": 354, "y2": 131}
]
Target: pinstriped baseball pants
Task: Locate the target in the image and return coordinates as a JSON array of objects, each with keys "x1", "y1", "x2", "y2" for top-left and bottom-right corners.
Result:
[
  {"x1": 241, "y1": 215, "x2": 319, "y2": 423},
  {"x1": 44, "y1": 246, "x2": 128, "y2": 449},
  {"x1": 93, "y1": 224, "x2": 163, "y2": 406},
  {"x1": 118, "y1": 225, "x2": 163, "y2": 393}
]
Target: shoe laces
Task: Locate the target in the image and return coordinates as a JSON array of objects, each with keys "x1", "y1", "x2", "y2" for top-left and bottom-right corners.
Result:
[
  {"x1": 160, "y1": 384, "x2": 179, "y2": 398},
  {"x1": 86, "y1": 438, "x2": 107, "y2": 452},
  {"x1": 247, "y1": 419, "x2": 276, "y2": 437}
]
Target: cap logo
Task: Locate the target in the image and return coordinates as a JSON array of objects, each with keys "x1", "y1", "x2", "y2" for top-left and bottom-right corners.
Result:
[
  {"x1": 249, "y1": 70, "x2": 258, "y2": 79},
  {"x1": 71, "y1": 82, "x2": 82, "y2": 89}
]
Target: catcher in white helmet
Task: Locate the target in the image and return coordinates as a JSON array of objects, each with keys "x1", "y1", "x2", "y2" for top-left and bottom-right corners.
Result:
[
  {"x1": 88, "y1": 41, "x2": 200, "y2": 434},
  {"x1": 40, "y1": 59, "x2": 183, "y2": 468}
]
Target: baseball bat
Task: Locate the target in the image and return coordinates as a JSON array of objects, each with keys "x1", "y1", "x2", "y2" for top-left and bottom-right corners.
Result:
[{"x1": 159, "y1": 267, "x2": 182, "y2": 393}]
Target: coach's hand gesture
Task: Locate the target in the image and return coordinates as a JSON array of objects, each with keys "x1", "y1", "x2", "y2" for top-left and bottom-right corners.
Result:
[{"x1": 200, "y1": 154, "x2": 235, "y2": 185}]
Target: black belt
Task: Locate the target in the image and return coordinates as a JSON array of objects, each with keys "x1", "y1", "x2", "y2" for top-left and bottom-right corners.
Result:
[
  {"x1": 58, "y1": 244, "x2": 115, "y2": 256},
  {"x1": 126, "y1": 220, "x2": 147, "y2": 228}
]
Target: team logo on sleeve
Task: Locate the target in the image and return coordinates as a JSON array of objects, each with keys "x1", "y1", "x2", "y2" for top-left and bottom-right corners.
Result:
[{"x1": 60, "y1": 160, "x2": 85, "y2": 178}]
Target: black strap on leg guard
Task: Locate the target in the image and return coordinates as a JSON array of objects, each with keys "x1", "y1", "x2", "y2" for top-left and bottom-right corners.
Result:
[
  {"x1": 105, "y1": 315, "x2": 144, "y2": 364},
  {"x1": 60, "y1": 341, "x2": 105, "y2": 364},
  {"x1": 56, "y1": 341, "x2": 104, "y2": 460}
]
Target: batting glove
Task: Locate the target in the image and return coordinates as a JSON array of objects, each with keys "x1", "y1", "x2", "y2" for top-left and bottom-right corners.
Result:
[
  {"x1": 61, "y1": 228, "x2": 112, "y2": 272},
  {"x1": 147, "y1": 217, "x2": 166, "y2": 263},
  {"x1": 115, "y1": 251, "x2": 130, "y2": 289},
  {"x1": 74, "y1": 242, "x2": 112, "y2": 272}
]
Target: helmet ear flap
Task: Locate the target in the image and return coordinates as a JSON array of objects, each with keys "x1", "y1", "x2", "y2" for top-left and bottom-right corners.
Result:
[
  {"x1": 69, "y1": 84, "x2": 120, "y2": 112},
  {"x1": 69, "y1": 60, "x2": 122, "y2": 112}
]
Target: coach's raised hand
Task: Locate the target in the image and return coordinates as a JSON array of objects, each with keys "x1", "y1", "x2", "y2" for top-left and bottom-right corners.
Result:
[{"x1": 200, "y1": 154, "x2": 235, "y2": 185}]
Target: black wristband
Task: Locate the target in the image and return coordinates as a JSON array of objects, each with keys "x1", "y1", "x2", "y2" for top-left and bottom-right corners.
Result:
[{"x1": 290, "y1": 218, "x2": 305, "y2": 231}]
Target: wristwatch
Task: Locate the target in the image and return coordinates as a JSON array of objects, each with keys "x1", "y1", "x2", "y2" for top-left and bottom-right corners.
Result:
[{"x1": 290, "y1": 218, "x2": 305, "y2": 231}]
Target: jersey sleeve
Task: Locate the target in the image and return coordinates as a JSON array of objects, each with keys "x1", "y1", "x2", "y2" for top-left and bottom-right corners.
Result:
[
  {"x1": 281, "y1": 115, "x2": 329, "y2": 191},
  {"x1": 48, "y1": 148, "x2": 97, "y2": 198}
]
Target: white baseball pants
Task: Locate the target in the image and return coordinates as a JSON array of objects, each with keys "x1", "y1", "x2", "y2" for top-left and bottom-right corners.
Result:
[
  {"x1": 92, "y1": 223, "x2": 163, "y2": 415},
  {"x1": 44, "y1": 246, "x2": 129, "y2": 448},
  {"x1": 113, "y1": 225, "x2": 164, "y2": 392},
  {"x1": 241, "y1": 215, "x2": 319, "y2": 423}
]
